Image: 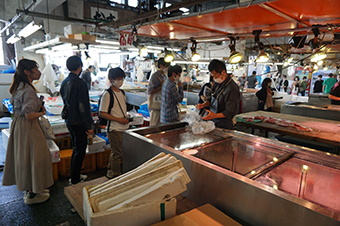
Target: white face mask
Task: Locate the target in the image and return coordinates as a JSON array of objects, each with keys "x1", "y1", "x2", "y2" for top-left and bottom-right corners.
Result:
[
  {"x1": 214, "y1": 77, "x2": 224, "y2": 84},
  {"x1": 112, "y1": 79, "x2": 123, "y2": 88}
]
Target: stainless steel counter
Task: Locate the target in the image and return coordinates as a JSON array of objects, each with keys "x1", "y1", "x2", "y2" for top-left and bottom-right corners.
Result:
[
  {"x1": 308, "y1": 93, "x2": 332, "y2": 105},
  {"x1": 123, "y1": 123, "x2": 340, "y2": 226},
  {"x1": 281, "y1": 103, "x2": 340, "y2": 121}
]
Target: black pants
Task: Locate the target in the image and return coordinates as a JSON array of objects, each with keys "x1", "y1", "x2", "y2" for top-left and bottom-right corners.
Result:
[{"x1": 67, "y1": 124, "x2": 87, "y2": 184}]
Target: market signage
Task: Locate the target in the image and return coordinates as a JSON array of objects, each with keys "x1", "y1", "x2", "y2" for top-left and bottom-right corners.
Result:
[{"x1": 119, "y1": 33, "x2": 135, "y2": 48}]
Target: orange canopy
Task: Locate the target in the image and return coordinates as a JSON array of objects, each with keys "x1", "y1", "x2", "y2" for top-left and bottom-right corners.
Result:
[{"x1": 123, "y1": 0, "x2": 340, "y2": 41}]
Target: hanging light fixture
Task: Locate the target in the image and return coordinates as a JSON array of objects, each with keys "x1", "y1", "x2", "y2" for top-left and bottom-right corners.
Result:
[
  {"x1": 317, "y1": 60, "x2": 324, "y2": 66},
  {"x1": 164, "y1": 48, "x2": 174, "y2": 62},
  {"x1": 18, "y1": 20, "x2": 42, "y2": 38},
  {"x1": 139, "y1": 46, "x2": 148, "y2": 57},
  {"x1": 190, "y1": 39, "x2": 200, "y2": 62},
  {"x1": 311, "y1": 52, "x2": 327, "y2": 62},
  {"x1": 6, "y1": 34, "x2": 20, "y2": 44},
  {"x1": 283, "y1": 57, "x2": 293, "y2": 67},
  {"x1": 253, "y1": 30, "x2": 270, "y2": 63},
  {"x1": 228, "y1": 36, "x2": 243, "y2": 64}
]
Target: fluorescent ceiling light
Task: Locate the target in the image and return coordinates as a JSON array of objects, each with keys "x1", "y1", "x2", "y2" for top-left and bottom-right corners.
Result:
[
  {"x1": 18, "y1": 20, "x2": 42, "y2": 38},
  {"x1": 35, "y1": 48, "x2": 50, "y2": 54},
  {"x1": 165, "y1": 3, "x2": 171, "y2": 7},
  {"x1": 179, "y1": 7, "x2": 189, "y2": 12},
  {"x1": 93, "y1": 45, "x2": 120, "y2": 50},
  {"x1": 140, "y1": 47, "x2": 148, "y2": 57},
  {"x1": 96, "y1": 39, "x2": 120, "y2": 45},
  {"x1": 173, "y1": 60, "x2": 209, "y2": 65},
  {"x1": 146, "y1": 46, "x2": 180, "y2": 51},
  {"x1": 311, "y1": 52, "x2": 327, "y2": 62},
  {"x1": 6, "y1": 34, "x2": 20, "y2": 44},
  {"x1": 52, "y1": 43, "x2": 77, "y2": 51}
]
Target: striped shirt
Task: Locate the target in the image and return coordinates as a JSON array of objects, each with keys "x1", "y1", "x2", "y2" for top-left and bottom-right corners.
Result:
[{"x1": 160, "y1": 78, "x2": 183, "y2": 124}]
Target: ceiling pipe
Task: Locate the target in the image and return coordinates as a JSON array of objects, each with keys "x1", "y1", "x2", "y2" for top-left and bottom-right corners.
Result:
[
  {"x1": 0, "y1": 0, "x2": 36, "y2": 34},
  {"x1": 16, "y1": 9, "x2": 98, "y2": 26}
]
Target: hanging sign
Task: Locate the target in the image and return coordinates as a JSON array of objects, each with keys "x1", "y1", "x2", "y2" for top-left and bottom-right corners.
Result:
[{"x1": 119, "y1": 33, "x2": 135, "y2": 48}]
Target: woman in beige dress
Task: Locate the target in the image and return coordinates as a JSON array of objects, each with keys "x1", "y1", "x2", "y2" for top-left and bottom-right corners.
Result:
[{"x1": 2, "y1": 59, "x2": 53, "y2": 205}]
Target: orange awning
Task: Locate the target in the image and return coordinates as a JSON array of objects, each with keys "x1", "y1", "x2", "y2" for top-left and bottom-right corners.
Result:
[{"x1": 122, "y1": 0, "x2": 340, "y2": 41}]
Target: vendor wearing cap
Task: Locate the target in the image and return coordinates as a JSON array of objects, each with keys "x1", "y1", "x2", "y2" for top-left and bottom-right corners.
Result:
[{"x1": 196, "y1": 59, "x2": 240, "y2": 129}]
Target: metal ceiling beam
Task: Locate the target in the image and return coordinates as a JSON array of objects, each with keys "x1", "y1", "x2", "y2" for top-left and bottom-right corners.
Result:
[
  {"x1": 0, "y1": 0, "x2": 37, "y2": 34},
  {"x1": 167, "y1": 22, "x2": 230, "y2": 35},
  {"x1": 16, "y1": 9, "x2": 98, "y2": 26},
  {"x1": 100, "y1": 0, "x2": 213, "y2": 28},
  {"x1": 259, "y1": 3, "x2": 311, "y2": 28}
]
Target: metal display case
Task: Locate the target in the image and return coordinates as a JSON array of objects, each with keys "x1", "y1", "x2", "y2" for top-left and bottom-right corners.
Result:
[
  {"x1": 281, "y1": 103, "x2": 340, "y2": 121},
  {"x1": 123, "y1": 122, "x2": 340, "y2": 226}
]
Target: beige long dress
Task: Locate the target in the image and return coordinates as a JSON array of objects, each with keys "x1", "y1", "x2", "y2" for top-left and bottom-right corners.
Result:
[{"x1": 2, "y1": 83, "x2": 53, "y2": 193}]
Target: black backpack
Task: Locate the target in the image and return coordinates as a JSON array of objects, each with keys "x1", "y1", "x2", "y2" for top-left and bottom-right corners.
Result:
[{"x1": 98, "y1": 88, "x2": 126, "y2": 131}]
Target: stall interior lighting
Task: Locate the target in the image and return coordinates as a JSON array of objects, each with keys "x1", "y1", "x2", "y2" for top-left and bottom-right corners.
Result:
[
  {"x1": 6, "y1": 34, "x2": 20, "y2": 44},
  {"x1": 18, "y1": 20, "x2": 42, "y2": 38},
  {"x1": 317, "y1": 60, "x2": 324, "y2": 66},
  {"x1": 323, "y1": 66, "x2": 328, "y2": 71},
  {"x1": 256, "y1": 50, "x2": 270, "y2": 63},
  {"x1": 190, "y1": 39, "x2": 200, "y2": 62},
  {"x1": 96, "y1": 39, "x2": 120, "y2": 45},
  {"x1": 139, "y1": 46, "x2": 148, "y2": 57},
  {"x1": 228, "y1": 37, "x2": 243, "y2": 64},
  {"x1": 164, "y1": 52, "x2": 174, "y2": 62},
  {"x1": 311, "y1": 52, "x2": 327, "y2": 62},
  {"x1": 191, "y1": 53, "x2": 201, "y2": 62}
]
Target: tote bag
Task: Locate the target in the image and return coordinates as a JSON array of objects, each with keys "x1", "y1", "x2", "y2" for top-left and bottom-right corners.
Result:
[
  {"x1": 39, "y1": 116, "x2": 55, "y2": 139},
  {"x1": 148, "y1": 74, "x2": 163, "y2": 110}
]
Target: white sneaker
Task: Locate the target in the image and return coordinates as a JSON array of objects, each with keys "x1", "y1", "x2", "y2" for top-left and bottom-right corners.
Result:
[
  {"x1": 24, "y1": 189, "x2": 50, "y2": 200},
  {"x1": 106, "y1": 169, "x2": 114, "y2": 179},
  {"x1": 68, "y1": 174, "x2": 88, "y2": 185},
  {"x1": 24, "y1": 193, "x2": 50, "y2": 205}
]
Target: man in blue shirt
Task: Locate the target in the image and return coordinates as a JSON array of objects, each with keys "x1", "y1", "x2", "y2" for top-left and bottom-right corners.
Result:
[{"x1": 160, "y1": 65, "x2": 183, "y2": 124}]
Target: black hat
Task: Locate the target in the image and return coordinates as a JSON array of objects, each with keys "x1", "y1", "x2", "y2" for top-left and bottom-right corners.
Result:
[{"x1": 108, "y1": 67, "x2": 125, "y2": 80}]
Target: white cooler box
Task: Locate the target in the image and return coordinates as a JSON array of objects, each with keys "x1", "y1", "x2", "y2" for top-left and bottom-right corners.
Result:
[
  {"x1": 47, "y1": 139, "x2": 60, "y2": 163},
  {"x1": 86, "y1": 135, "x2": 106, "y2": 154},
  {"x1": 50, "y1": 121, "x2": 68, "y2": 135},
  {"x1": 128, "y1": 112, "x2": 143, "y2": 126},
  {"x1": 2, "y1": 128, "x2": 10, "y2": 149}
]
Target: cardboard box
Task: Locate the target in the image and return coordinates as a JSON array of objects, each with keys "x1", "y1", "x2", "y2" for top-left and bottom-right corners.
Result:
[
  {"x1": 83, "y1": 184, "x2": 177, "y2": 226},
  {"x1": 86, "y1": 135, "x2": 106, "y2": 154},
  {"x1": 151, "y1": 204, "x2": 242, "y2": 226},
  {"x1": 74, "y1": 33, "x2": 96, "y2": 42},
  {"x1": 52, "y1": 162, "x2": 59, "y2": 181},
  {"x1": 96, "y1": 149, "x2": 111, "y2": 169},
  {"x1": 64, "y1": 24, "x2": 85, "y2": 37}
]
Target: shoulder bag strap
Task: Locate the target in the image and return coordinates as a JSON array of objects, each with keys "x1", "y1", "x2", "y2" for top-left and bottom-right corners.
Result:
[
  {"x1": 106, "y1": 88, "x2": 115, "y2": 133},
  {"x1": 111, "y1": 90, "x2": 127, "y2": 118}
]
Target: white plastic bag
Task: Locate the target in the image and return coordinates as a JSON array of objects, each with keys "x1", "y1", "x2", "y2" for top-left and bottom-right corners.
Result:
[{"x1": 191, "y1": 121, "x2": 215, "y2": 135}]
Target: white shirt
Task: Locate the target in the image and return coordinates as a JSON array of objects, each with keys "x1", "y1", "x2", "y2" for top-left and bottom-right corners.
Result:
[{"x1": 99, "y1": 89, "x2": 129, "y2": 132}]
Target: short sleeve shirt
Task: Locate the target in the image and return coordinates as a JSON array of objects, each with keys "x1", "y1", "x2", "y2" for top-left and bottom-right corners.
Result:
[
  {"x1": 330, "y1": 82, "x2": 340, "y2": 105},
  {"x1": 247, "y1": 76, "x2": 257, "y2": 88},
  {"x1": 11, "y1": 83, "x2": 41, "y2": 115},
  {"x1": 147, "y1": 71, "x2": 166, "y2": 95},
  {"x1": 323, "y1": 78, "x2": 337, "y2": 93},
  {"x1": 99, "y1": 89, "x2": 129, "y2": 131}
]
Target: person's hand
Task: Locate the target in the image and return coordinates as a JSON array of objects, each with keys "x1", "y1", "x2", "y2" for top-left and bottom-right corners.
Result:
[
  {"x1": 259, "y1": 100, "x2": 264, "y2": 103},
  {"x1": 196, "y1": 103, "x2": 204, "y2": 110},
  {"x1": 202, "y1": 110, "x2": 215, "y2": 120},
  {"x1": 86, "y1": 129, "x2": 94, "y2": 135},
  {"x1": 119, "y1": 117, "x2": 129, "y2": 125}
]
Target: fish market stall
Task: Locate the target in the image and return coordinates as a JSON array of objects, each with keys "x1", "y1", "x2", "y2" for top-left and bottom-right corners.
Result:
[
  {"x1": 308, "y1": 93, "x2": 332, "y2": 106},
  {"x1": 123, "y1": 122, "x2": 340, "y2": 226}
]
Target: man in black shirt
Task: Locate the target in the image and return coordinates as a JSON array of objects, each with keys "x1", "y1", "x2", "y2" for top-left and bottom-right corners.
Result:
[
  {"x1": 246, "y1": 71, "x2": 258, "y2": 89},
  {"x1": 81, "y1": 65, "x2": 94, "y2": 90},
  {"x1": 313, "y1": 75, "x2": 323, "y2": 93},
  {"x1": 278, "y1": 75, "x2": 289, "y2": 92}
]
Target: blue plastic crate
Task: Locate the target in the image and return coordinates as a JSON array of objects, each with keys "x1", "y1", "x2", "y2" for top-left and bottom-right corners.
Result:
[{"x1": 96, "y1": 132, "x2": 109, "y2": 144}]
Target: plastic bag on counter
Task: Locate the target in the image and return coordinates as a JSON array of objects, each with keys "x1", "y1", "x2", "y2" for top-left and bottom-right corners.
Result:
[
  {"x1": 182, "y1": 110, "x2": 201, "y2": 126},
  {"x1": 191, "y1": 121, "x2": 215, "y2": 135}
]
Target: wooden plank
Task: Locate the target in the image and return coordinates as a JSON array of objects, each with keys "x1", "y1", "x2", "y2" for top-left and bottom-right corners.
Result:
[
  {"x1": 65, "y1": 177, "x2": 198, "y2": 222},
  {"x1": 64, "y1": 177, "x2": 109, "y2": 221},
  {"x1": 235, "y1": 111, "x2": 340, "y2": 146}
]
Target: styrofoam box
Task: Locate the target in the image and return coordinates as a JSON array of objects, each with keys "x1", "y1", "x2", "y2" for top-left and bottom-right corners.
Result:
[
  {"x1": 86, "y1": 136, "x2": 106, "y2": 154},
  {"x1": 50, "y1": 122, "x2": 69, "y2": 135},
  {"x1": 128, "y1": 112, "x2": 143, "y2": 126},
  {"x1": 2, "y1": 128, "x2": 10, "y2": 149},
  {"x1": 83, "y1": 185, "x2": 176, "y2": 226},
  {"x1": 47, "y1": 139, "x2": 60, "y2": 163}
]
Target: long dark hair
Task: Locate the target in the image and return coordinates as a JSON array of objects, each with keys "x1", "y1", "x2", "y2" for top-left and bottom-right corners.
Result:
[
  {"x1": 9, "y1": 59, "x2": 38, "y2": 95},
  {"x1": 262, "y1": 77, "x2": 272, "y2": 89}
]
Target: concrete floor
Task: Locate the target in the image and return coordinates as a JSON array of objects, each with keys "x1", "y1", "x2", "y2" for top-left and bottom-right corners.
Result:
[{"x1": 0, "y1": 131, "x2": 107, "y2": 226}]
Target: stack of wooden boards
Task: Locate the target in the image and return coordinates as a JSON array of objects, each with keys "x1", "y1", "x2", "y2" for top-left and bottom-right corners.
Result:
[{"x1": 83, "y1": 152, "x2": 191, "y2": 226}]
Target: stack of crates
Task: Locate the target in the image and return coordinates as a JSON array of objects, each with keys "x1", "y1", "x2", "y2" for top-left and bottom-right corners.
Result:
[{"x1": 58, "y1": 149, "x2": 96, "y2": 177}]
